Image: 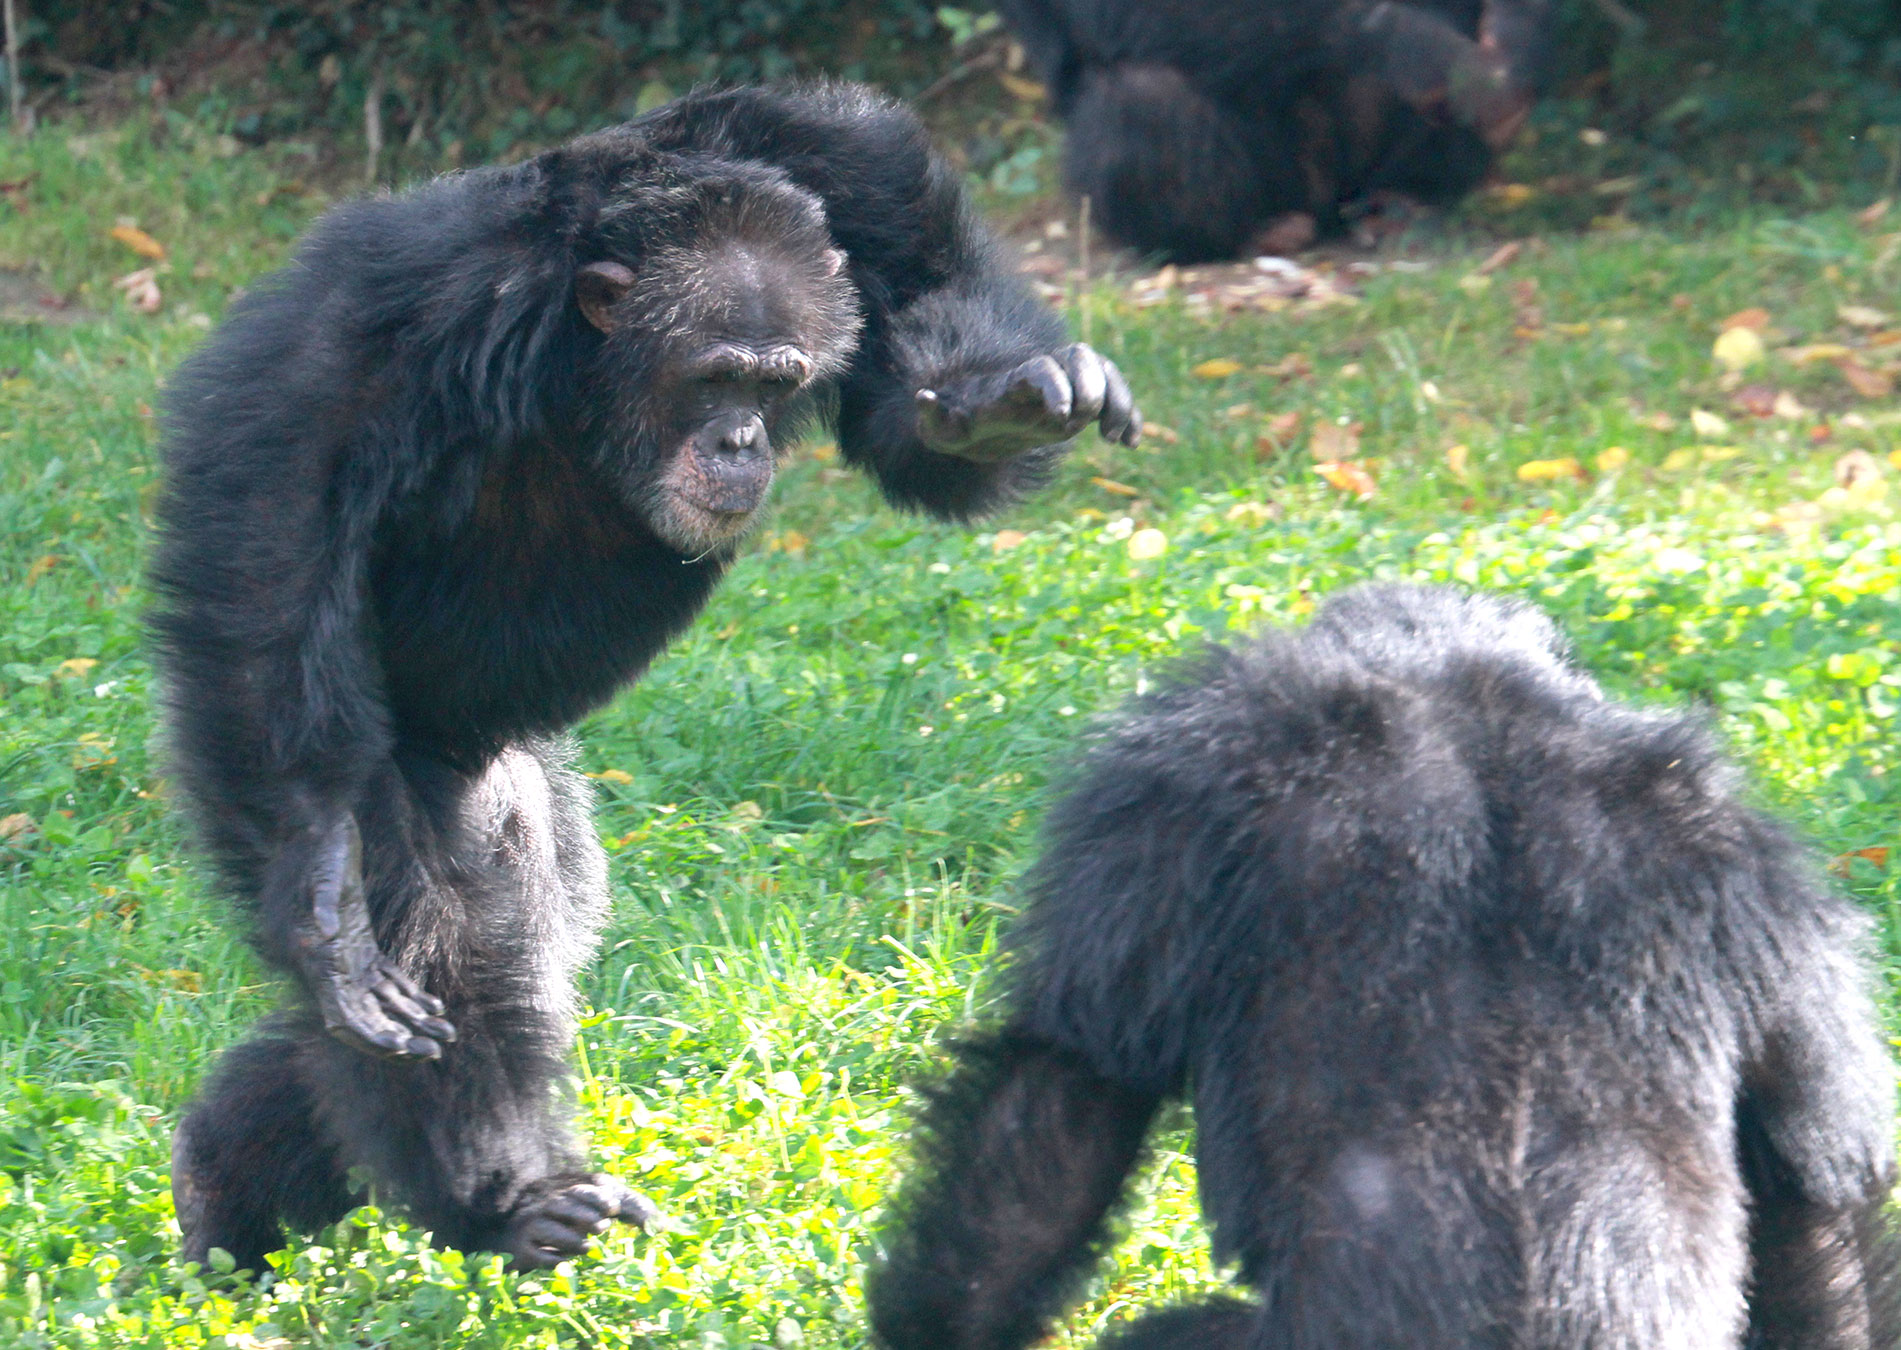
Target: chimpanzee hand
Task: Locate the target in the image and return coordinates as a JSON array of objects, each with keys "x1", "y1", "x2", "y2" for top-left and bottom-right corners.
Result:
[
  {"x1": 916, "y1": 342, "x2": 1142, "y2": 463},
  {"x1": 293, "y1": 817, "x2": 458, "y2": 1061},
  {"x1": 504, "y1": 1174, "x2": 661, "y2": 1270}
]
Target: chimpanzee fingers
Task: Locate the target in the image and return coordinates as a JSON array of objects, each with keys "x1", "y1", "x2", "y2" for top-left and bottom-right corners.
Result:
[
  {"x1": 535, "y1": 1193, "x2": 616, "y2": 1235},
  {"x1": 914, "y1": 388, "x2": 972, "y2": 444},
  {"x1": 1059, "y1": 344, "x2": 1108, "y2": 433},
  {"x1": 1009, "y1": 353, "x2": 1073, "y2": 425},
  {"x1": 515, "y1": 1216, "x2": 594, "y2": 1259},
  {"x1": 577, "y1": 1175, "x2": 661, "y2": 1228},
  {"x1": 1099, "y1": 359, "x2": 1142, "y2": 446},
  {"x1": 370, "y1": 956, "x2": 451, "y2": 1022},
  {"x1": 369, "y1": 970, "x2": 458, "y2": 1044}
]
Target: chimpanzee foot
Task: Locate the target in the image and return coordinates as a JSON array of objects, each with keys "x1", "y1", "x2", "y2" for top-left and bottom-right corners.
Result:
[{"x1": 503, "y1": 1175, "x2": 660, "y2": 1271}]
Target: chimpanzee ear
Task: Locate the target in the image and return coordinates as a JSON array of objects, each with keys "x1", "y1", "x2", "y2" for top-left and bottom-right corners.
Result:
[
  {"x1": 821, "y1": 248, "x2": 848, "y2": 279},
  {"x1": 574, "y1": 261, "x2": 637, "y2": 333}
]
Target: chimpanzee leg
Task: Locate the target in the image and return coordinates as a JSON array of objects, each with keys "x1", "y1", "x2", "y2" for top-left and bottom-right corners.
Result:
[
  {"x1": 1062, "y1": 64, "x2": 1303, "y2": 263},
  {"x1": 172, "y1": 1017, "x2": 354, "y2": 1273},
  {"x1": 869, "y1": 1029, "x2": 1162, "y2": 1350},
  {"x1": 1094, "y1": 1299, "x2": 1262, "y2": 1350}
]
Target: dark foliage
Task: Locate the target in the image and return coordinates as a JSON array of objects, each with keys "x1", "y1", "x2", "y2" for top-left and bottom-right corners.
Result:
[
  {"x1": 151, "y1": 81, "x2": 1135, "y2": 1274},
  {"x1": 871, "y1": 584, "x2": 1901, "y2": 1349}
]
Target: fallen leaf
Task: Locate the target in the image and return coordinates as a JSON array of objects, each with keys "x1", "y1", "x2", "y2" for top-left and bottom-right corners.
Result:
[
  {"x1": 109, "y1": 224, "x2": 166, "y2": 259},
  {"x1": 0, "y1": 814, "x2": 32, "y2": 843},
  {"x1": 1713, "y1": 327, "x2": 1766, "y2": 373},
  {"x1": 1720, "y1": 308, "x2": 1771, "y2": 332},
  {"x1": 1857, "y1": 199, "x2": 1891, "y2": 227},
  {"x1": 1596, "y1": 446, "x2": 1630, "y2": 472},
  {"x1": 1517, "y1": 457, "x2": 1586, "y2": 483},
  {"x1": 25, "y1": 554, "x2": 59, "y2": 585},
  {"x1": 1891, "y1": 449, "x2": 1901, "y2": 471},
  {"x1": 1551, "y1": 321, "x2": 1593, "y2": 338},
  {"x1": 1830, "y1": 846, "x2": 1890, "y2": 876},
  {"x1": 768, "y1": 529, "x2": 809, "y2": 555},
  {"x1": 1485, "y1": 183, "x2": 1537, "y2": 210},
  {"x1": 1091, "y1": 476, "x2": 1139, "y2": 497},
  {"x1": 1222, "y1": 402, "x2": 1256, "y2": 420},
  {"x1": 1731, "y1": 384, "x2": 1779, "y2": 417},
  {"x1": 1835, "y1": 448, "x2": 1886, "y2": 491},
  {"x1": 1773, "y1": 391, "x2": 1812, "y2": 419},
  {"x1": 1314, "y1": 461, "x2": 1377, "y2": 497},
  {"x1": 1689, "y1": 409, "x2": 1731, "y2": 438},
  {"x1": 1309, "y1": 421, "x2": 1361, "y2": 462},
  {"x1": 1192, "y1": 358, "x2": 1243, "y2": 379},
  {"x1": 57, "y1": 657, "x2": 98, "y2": 678},
  {"x1": 992, "y1": 529, "x2": 1028, "y2": 551},
  {"x1": 1785, "y1": 343, "x2": 1855, "y2": 365},
  {"x1": 1126, "y1": 528, "x2": 1168, "y2": 560},
  {"x1": 1445, "y1": 443, "x2": 1472, "y2": 481},
  {"x1": 1226, "y1": 501, "x2": 1278, "y2": 526},
  {"x1": 1142, "y1": 423, "x2": 1181, "y2": 444},
  {"x1": 1662, "y1": 448, "x2": 1698, "y2": 472},
  {"x1": 1644, "y1": 411, "x2": 1678, "y2": 431},
  {"x1": 1833, "y1": 357, "x2": 1894, "y2": 399},
  {"x1": 1260, "y1": 352, "x2": 1314, "y2": 380},
  {"x1": 588, "y1": 768, "x2": 635, "y2": 783},
  {"x1": 1700, "y1": 445, "x2": 1742, "y2": 463},
  {"x1": 1475, "y1": 241, "x2": 1522, "y2": 275},
  {"x1": 112, "y1": 267, "x2": 162, "y2": 314},
  {"x1": 1839, "y1": 304, "x2": 1890, "y2": 329}
]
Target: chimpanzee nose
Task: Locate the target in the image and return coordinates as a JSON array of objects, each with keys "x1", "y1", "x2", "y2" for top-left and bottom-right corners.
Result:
[{"x1": 720, "y1": 418, "x2": 759, "y2": 453}]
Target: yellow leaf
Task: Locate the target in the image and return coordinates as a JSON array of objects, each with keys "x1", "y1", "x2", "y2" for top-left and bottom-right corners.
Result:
[
  {"x1": 992, "y1": 529, "x2": 1028, "y2": 551},
  {"x1": 1517, "y1": 457, "x2": 1585, "y2": 483},
  {"x1": 109, "y1": 224, "x2": 166, "y2": 259},
  {"x1": 1314, "y1": 461, "x2": 1377, "y2": 498},
  {"x1": 1595, "y1": 446, "x2": 1630, "y2": 472},
  {"x1": 57, "y1": 658, "x2": 98, "y2": 677},
  {"x1": 1689, "y1": 409, "x2": 1730, "y2": 438},
  {"x1": 1551, "y1": 322, "x2": 1593, "y2": 337},
  {"x1": 1126, "y1": 528, "x2": 1168, "y2": 560},
  {"x1": 1485, "y1": 183, "x2": 1537, "y2": 210},
  {"x1": 1890, "y1": 449, "x2": 1901, "y2": 471},
  {"x1": 1662, "y1": 448, "x2": 1698, "y2": 472},
  {"x1": 997, "y1": 71, "x2": 1046, "y2": 102},
  {"x1": 1444, "y1": 443, "x2": 1472, "y2": 481},
  {"x1": 1712, "y1": 326, "x2": 1765, "y2": 373},
  {"x1": 1091, "y1": 476, "x2": 1139, "y2": 497},
  {"x1": 1700, "y1": 445, "x2": 1742, "y2": 462},
  {"x1": 807, "y1": 441, "x2": 839, "y2": 462},
  {"x1": 1192, "y1": 358, "x2": 1243, "y2": 379},
  {"x1": 1226, "y1": 502, "x2": 1276, "y2": 526},
  {"x1": 25, "y1": 554, "x2": 59, "y2": 586},
  {"x1": 768, "y1": 530, "x2": 809, "y2": 555},
  {"x1": 1142, "y1": 423, "x2": 1181, "y2": 444},
  {"x1": 588, "y1": 768, "x2": 635, "y2": 783}
]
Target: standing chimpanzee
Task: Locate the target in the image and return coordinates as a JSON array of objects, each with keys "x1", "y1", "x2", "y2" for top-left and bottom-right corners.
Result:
[
  {"x1": 152, "y1": 81, "x2": 1141, "y2": 1275},
  {"x1": 997, "y1": 0, "x2": 1554, "y2": 260},
  {"x1": 870, "y1": 584, "x2": 1901, "y2": 1349}
]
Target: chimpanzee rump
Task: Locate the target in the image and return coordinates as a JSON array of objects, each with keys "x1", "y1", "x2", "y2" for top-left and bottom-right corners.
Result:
[
  {"x1": 997, "y1": 0, "x2": 1554, "y2": 260},
  {"x1": 153, "y1": 82, "x2": 1139, "y2": 1274},
  {"x1": 870, "y1": 584, "x2": 1899, "y2": 1349}
]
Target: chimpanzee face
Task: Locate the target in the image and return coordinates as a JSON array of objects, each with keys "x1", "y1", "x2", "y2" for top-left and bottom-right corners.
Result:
[{"x1": 575, "y1": 239, "x2": 860, "y2": 557}]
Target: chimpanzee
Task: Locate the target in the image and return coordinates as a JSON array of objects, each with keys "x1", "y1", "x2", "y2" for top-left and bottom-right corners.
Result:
[
  {"x1": 996, "y1": 0, "x2": 1554, "y2": 260},
  {"x1": 151, "y1": 81, "x2": 1140, "y2": 1275},
  {"x1": 869, "y1": 584, "x2": 1901, "y2": 1349}
]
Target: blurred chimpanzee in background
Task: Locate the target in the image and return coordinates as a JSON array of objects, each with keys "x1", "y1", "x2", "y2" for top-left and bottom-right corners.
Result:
[{"x1": 996, "y1": 0, "x2": 1555, "y2": 260}]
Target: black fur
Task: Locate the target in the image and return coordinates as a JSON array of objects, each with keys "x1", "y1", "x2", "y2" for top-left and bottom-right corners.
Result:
[
  {"x1": 870, "y1": 584, "x2": 1901, "y2": 1349},
  {"x1": 152, "y1": 82, "x2": 1114, "y2": 1273},
  {"x1": 998, "y1": 0, "x2": 1554, "y2": 260}
]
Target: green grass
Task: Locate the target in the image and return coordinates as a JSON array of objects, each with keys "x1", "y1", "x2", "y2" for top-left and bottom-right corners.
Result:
[{"x1": 2, "y1": 109, "x2": 1900, "y2": 1348}]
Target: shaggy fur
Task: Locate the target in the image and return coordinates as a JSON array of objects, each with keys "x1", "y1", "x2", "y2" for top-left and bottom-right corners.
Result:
[
  {"x1": 870, "y1": 584, "x2": 1901, "y2": 1349},
  {"x1": 153, "y1": 82, "x2": 1101, "y2": 1272},
  {"x1": 997, "y1": 0, "x2": 1552, "y2": 260}
]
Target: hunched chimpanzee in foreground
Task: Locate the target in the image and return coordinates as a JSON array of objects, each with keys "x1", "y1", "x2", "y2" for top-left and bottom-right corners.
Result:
[
  {"x1": 870, "y1": 584, "x2": 1901, "y2": 1349},
  {"x1": 997, "y1": 0, "x2": 1554, "y2": 260},
  {"x1": 151, "y1": 81, "x2": 1140, "y2": 1275}
]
